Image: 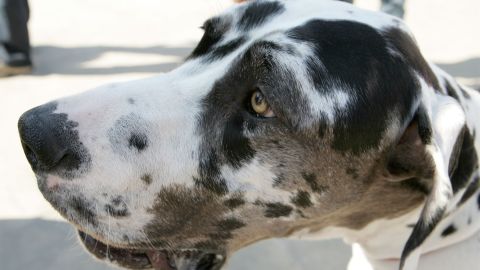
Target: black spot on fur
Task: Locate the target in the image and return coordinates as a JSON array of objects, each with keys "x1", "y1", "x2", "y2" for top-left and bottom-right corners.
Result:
[
  {"x1": 444, "y1": 79, "x2": 460, "y2": 100},
  {"x1": 128, "y1": 132, "x2": 148, "y2": 152},
  {"x1": 105, "y1": 196, "x2": 130, "y2": 218},
  {"x1": 301, "y1": 172, "x2": 328, "y2": 194},
  {"x1": 415, "y1": 106, "x2": 433, "y2": 145},
  {"x1": 141, "y1": 174, "x2": 152, "y2": 185},
  {"x1": 457, "y1": 172, "x2": 479, "y2": 206},
  {"x1": 190, "y1": 17, "x2": 226, "y2": 58},
  {"x1": 264, "y1": 202, "x2": 293, "y2": 218},
  {"x1": 145, "y1": 185, "x2": 227, "y2": 243},
  {"x1": 104, "y1": 205, "x2": 129, "y2": 217},
  {"x1": 441, "y1": 224, "x2": 457, "y2": 237},
  {"x1": 288, "y1": 21, "x2": 424, "y2": 154},
  {"x1": 69, "y1": 196, "x2": 97, "y2": 226},
  {"x1": 222, "y1": 115, "x2": 256, "y2": 168},
  {"x1": 194, "y1": 176, "x2": 228, "y2": 196},
  {"x1": 273, "y1": 173, "x2": 285, "y2": 186},
  {"x1": 207, "y1": 37, "x2": 246, "y2": 61},
  {"x1": 291, "y1": 191, "x2": 312, "y2": 208},
  {"x1": 224, "y1": 196, "x2": 245, "y2": 209},
  {"x1": 238, "y1": 1, "x2": 285, "y2": 31},
  {"x1": 400, "y1": 209, "x2": 444, "y2": 269},
  {"x1": 477, "y1": 193, "x2": 480, "y2": 210},
  {"x1": 401, "y1": 178, "x2": 430, "y2": 195},
  {"x1": 448, "y1": 126, "x2": 465, "y2": 175},
  {"x1": 194, "y1": 152, "x2": 229, "y2": 195},
  {"x1": 317, "y1": 117, "x2": 328, "y2": 138},
  {"x1": 217, "y1": 218, "x2": 245, "y2": 231},
  {"x1": 450, "y1": 128, "x2": 478, "y2": 193}
]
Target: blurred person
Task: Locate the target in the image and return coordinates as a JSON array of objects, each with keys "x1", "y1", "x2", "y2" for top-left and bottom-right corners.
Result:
[
  {"x1": 338, "y1": 0, "x2": 406, "y2": 18},
  {"x1": 380, "y1": 0, "x2": 406, "y2": 18},
  {"x1": 0, "y1": 0, "x2": 32, "y2": 77}
]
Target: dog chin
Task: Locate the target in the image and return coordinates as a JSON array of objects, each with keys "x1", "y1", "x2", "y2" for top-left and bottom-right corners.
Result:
[{"x1": 77, "y1": 231, "x2": 226, "y2": 270}]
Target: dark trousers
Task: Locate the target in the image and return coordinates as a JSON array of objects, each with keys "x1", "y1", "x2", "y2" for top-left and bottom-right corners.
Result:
[
  {"x1": 338, "y1": 0, "x2": 405, "y2": 18},
  {"x1": 0, "y1": 0, "x2": 30, "y2": 55}
]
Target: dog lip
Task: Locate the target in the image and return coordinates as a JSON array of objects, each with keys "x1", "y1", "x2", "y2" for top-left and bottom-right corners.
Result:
[
  {"x1": 77, "y1": 231, "x2": 224, "y2": 270},
  {"x1": 78, "y1": 230, "x2": 157, "y2": 269}
]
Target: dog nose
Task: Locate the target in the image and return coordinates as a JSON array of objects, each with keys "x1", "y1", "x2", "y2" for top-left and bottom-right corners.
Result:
[{"x1": 18, "y1": 103, "x2": 81, "y2": 173}]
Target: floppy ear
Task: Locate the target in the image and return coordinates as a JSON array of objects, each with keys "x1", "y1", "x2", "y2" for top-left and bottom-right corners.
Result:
[{"x1": 383, "y1": 95, "x2": 466, "y2": 270}]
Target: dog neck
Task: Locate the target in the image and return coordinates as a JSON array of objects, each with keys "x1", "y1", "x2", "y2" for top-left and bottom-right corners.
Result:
[
  {"x1": 350, "y1": 85, "x2": 480, "y2": 268},
  {"x1": 293, "y1": 174, "x2": 480, "y2": 269},
  {"x1": 342, "y1": 175, "x2": 480, "y2": 269}
]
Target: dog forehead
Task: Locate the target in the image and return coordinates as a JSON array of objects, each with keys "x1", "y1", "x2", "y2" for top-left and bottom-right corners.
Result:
[
  {"x1": 185, "y1": 0, "x2": 412, "y2": 124},
  {"x1": 187, "y1": 0, "x2": 404, "y2": 64},
  {"x1": 221, "y1": 0, "x2": 402, "y2": 42}
]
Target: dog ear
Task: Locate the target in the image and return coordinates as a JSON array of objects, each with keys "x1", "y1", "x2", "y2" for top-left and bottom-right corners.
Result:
[
  {"x1": 384, "y1": 96, "x2": 466, "y2": 270},
  {"x1": 383, "y1": 112, "x2": 435, "y2": 183}
]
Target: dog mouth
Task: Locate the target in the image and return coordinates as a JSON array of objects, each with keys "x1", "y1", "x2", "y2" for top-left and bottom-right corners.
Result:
[{"x1": 78, "y1": 231, "x2": 225, "y2": 270}]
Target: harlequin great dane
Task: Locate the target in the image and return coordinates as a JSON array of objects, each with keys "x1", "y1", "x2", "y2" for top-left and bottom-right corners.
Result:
[{"x1": 17, "y1": 0, "x2": 480, "y2": 269}]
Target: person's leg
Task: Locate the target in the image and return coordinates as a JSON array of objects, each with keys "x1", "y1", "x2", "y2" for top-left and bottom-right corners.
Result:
[
  {"x1": 381, "y1": 0, "x2": 406, "y2": 18},
  {"x1": 1, "y1": 0, "x2": 30, "y2": 54},
  {"x1": 0, "y1": 0, "x2": 31, "y2": 76}
]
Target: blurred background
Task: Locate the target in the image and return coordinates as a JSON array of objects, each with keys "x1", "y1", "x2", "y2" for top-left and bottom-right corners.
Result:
[{"x1": 0, "y1": 0, "x2": 478, "y2": 269}]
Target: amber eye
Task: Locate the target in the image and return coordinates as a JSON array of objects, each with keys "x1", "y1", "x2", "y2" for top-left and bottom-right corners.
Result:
[{"x1": 250, "y1": 90, "x2": 275, "y2": 117}]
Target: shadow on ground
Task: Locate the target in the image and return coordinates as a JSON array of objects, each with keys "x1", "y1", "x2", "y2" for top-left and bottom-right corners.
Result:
[
  {"x1": 437, "y1": 57, "x2": 480, "y2": 79},
  {"x1": 0, "y1": 219, "x2": 351, "y2": 270},
  {"x1": 438, "y1": 58, "x2": 480, "y2": 90},
  {"x1": 31, "y1": 45, "x2": 194, "y2": 75},
  {"x1": 0, "y1": 219, "x2": 113, "y2": 270},
  {"x1": 31, "y1": 45, "x2": 480, "y2": 89}
]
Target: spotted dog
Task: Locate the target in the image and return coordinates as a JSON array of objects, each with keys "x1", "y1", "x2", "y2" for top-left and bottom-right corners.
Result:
[{"x1": 17, "y1": 1, "x2": 480, "y2": 269}]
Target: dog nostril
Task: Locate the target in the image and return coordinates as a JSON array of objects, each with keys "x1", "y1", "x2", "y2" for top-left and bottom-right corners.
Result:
[
  {"x1": 20, "y1": 136, "x2": 69, "y2": 171},
  {"x1": 18, "y1": 104, "x2": 72, "y2": 172},
  {"x1": 21, "y1": 141, "x2": 39, "y2": 168}
]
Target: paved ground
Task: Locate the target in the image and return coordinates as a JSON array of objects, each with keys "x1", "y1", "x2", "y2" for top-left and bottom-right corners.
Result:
[{"x1": 0, "y1": 0, "x2": 478, "y2": 269}]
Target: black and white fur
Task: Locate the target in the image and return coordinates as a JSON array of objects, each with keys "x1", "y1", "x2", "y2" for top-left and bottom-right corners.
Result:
[{"x1": 18, "y1": 1, "x2": 480, "y2": 269}]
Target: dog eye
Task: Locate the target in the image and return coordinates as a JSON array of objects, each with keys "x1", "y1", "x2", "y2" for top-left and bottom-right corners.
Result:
[{"x1": 250, "y1": 90, "x2": 275, "y2": 118}]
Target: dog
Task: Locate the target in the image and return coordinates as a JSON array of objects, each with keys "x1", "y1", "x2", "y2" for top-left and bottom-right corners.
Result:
[{"x1": 17, "y1": 0, "x2": 480, "y2": 269}]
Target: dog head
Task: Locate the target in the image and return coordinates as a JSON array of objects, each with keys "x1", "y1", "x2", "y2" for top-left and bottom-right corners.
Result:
[{"x1": 18, "y1": 1, "x2": 467, "y2": 269}]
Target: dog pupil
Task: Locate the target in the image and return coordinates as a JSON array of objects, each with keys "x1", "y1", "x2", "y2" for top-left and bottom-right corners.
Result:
[{"x1": 255, "y1": 92, "x2": 264, "y2": 105}]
